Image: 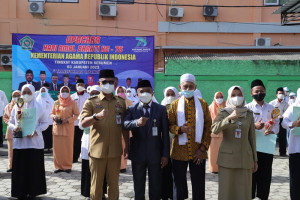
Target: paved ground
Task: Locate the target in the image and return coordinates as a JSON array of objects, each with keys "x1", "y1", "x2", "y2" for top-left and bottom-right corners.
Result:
[{"x1": 0, "y1": 141, "x2": 290, "y2": 200}]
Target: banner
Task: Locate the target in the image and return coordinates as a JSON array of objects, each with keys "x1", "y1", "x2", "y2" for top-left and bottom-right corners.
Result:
[{"x1": 12, "y1": 34, "x2": 154, "y2": 92}]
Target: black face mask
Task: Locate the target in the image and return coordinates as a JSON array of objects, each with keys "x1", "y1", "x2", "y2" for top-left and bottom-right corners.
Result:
[{"x1": 252, "y1": 93, "x2": 266, "y2": 101}]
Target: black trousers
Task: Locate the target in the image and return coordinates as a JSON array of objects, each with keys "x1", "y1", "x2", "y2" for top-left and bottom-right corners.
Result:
[
  {"x1": 172, "y1": 159, "x2": 206, "y2": 200},
  {"x1": 252, "y1": 152, "x2": 273, "y2": 200},
  {"x1": 42, "y1": 125, "x2": 53, "y2": 149},
  {"x1": 161, "y1": 158, "x2": 173, "y2": 199},
  {"x1": 278, "y1": 118, "x2": 287, "y2": 156},
  {"x1": 132, "y1": 161, "x2": 162, "y2": 200},
  {"x1": 0, "y1": 116, "x2": 3, "y2": 145},
  {"x1": 289, "y1": 153, "x2": 300, "y2": 200},
  {"x1": 73, "y1": 126, "x2": 83, "y2": 163}
]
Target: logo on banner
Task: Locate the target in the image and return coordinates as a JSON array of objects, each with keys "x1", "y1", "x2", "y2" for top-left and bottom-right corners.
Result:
[
  {"x1": 19, "y1": 36, "x2": 35, "y2": 50},
  {"x1": 133, "y1": 37, "x2": 151, "y2": 53}
]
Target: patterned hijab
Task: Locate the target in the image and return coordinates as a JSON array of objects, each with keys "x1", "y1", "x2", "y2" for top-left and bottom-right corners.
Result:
[{"x1": 59, "y1": 86, "x2": 73, "y2": 107}]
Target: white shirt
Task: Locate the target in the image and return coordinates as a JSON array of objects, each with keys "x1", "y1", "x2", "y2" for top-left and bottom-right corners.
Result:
[
  {"x1": 282, "y1": 105, "x2": 300, "y2": 154},
  {"x1": 269, "y1": 99, "x2": 289, "y2": 118},
  {"x1": 9, "y1": 101, "x2": 49, "y2": 149},
  {"x1": 246, "y1": 100, "x2": 279, "y2": 134},
  {"x1": 140, "y1": 101, "x2": 152, "y2": 115},
  {"x1": 79, "y1": 121, "x2": 90, "y2": 160},
  {"x1": 0, "y1": 90, "x2": 8, "y2": 117},
  {"x1": 71, "y1": 92, "x2": 89, "y2": 126}
]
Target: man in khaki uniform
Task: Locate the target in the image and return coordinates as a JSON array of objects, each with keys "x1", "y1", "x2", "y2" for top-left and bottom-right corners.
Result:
[{"x1": 80, "y1": 69, "x2": 129, "y2": 200}]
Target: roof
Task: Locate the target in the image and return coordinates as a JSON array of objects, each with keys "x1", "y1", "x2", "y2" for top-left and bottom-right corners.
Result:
[
  {"x1": 273, "y1": 0, "x2": 300, "y2": 14},
  {"x1": 165, "y1": 52, "x2": 300, "y2": 60}
]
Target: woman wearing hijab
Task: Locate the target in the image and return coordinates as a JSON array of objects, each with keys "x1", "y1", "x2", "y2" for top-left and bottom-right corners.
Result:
[
  {"x1": 116, "y1": 86, "x2": 133, "y2": 173},
  {"x1": 9, "y1": 84, "x2": 49, "y2": 199},
  {"x1": 161, "y1": 87, "x2": 179, "y2": 109},
  {"x1": 208, "y1": 92, "x2": 226, "y2": 173},
  {"x1": 211, "y1": 86, "x2": 257, "y2": 200},
  {"x1": 51, "y1": 86, "x2": 79, "y2": 173},
  {"x1": 282, "y1": 88, "x2": 300, "y2": 200},
  {"x1": 126, "y1": 88, "x2": 139, "y2": 105},
  {"x1": 36, "y1": 87, "x2": 54, "y2": 153},
  {"x1": 3, "y1": 90, "x2": 21, "y2": 172}
]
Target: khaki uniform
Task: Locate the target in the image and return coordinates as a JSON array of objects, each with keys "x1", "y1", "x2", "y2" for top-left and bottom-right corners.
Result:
[{"x1": 80, "y1": 93, "x2": 126, "y2": 200}]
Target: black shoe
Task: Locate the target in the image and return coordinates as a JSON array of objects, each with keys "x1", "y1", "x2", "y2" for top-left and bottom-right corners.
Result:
[
  {"x1": 73, "y1": 160, "x2": 78, "y2": 163},
  {"x1": 0, "y1": 143, "x2": 3, "y2": 147},
  {"x1": 7, "y1": 169, "x2": 12, "y2": 173},
  {"x1": 54, "y1": 169, "x2": 64, "y2": 173},
  {"x1": 120, "y1": 169, "x2": 126, "y2": 173},
  {"x1": 64, "y1": 169, "x2": 72, "y2": 173},
  {"x1": 102, "y1": 195, "x2": 107, "y2": 200}
]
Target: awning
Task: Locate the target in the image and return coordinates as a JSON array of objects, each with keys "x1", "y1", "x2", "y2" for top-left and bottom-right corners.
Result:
[{"x1": 273, "y1": 0, "x2": 300, "y2": 25}]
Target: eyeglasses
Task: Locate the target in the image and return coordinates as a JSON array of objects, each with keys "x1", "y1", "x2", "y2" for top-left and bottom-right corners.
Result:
[{"x1": 101, "y1": 80, "x2": 115, "y2": 85}]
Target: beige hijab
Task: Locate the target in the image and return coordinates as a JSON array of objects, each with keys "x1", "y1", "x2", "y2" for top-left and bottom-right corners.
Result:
[{"x1": 224, "y1": 85, "x2": 248, "y2": 118}]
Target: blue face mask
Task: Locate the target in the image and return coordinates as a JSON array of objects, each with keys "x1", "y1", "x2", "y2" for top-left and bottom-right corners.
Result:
[
  {"x1": 41, "y1": 92, "x2": 47, "y2": 98},
  {"x1": 181, "y1": 90, "x2": 194, "y2": 98}
]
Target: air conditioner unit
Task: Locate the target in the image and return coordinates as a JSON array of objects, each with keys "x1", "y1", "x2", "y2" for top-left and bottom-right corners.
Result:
[
  {"x1": 203, "y1": 5, "x2": 218, "y2": 17},
  {"x1": 1, "y1": 54, "x2": 12, "y2": 66},
  {"x1": 99, "y1": 4, "x2": 117, "y2": 17},
  {"x1": 29, "y1": 1, "x2": 44, "y2": 14},
  {"x1": 255, "y1": 38, "x2": 271, "y2": 46},
  {"x1": 168, "y1": 7, "x2": 184, "y2": 18}
]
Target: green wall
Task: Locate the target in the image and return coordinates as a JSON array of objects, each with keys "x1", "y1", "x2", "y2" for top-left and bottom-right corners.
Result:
[
  {"x1": 0, "y1": 72, "x2": 12, "y2": 136},
  {"x1": 154, "y1": 60, "x2": 300, "y2": 104}
]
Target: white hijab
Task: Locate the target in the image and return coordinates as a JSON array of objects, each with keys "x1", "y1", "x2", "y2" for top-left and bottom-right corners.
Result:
[
  {"x1": 161, "y1": 87, "x2": 179, "y2": 106},
  {"x1": 36, "y1": 87, "x2": 54, "y2": 107},
  {"x1": 294, "y1": 88, "x2": 300, "y2": 106},
  {"x1": 21, "y1": 84, "x2": 38, "y2": 109}
]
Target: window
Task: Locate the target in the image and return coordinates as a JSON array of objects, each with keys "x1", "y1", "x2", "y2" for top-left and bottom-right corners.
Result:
[
  {"x1": 264, "y1": 0, "x2": 279, "y2": 5},
  {"x1": 102, "y1": 0, "x2": 134, "y2": 4},
  {"x1": 29, "y1": 0, "x2": 79, "y2": 3}
]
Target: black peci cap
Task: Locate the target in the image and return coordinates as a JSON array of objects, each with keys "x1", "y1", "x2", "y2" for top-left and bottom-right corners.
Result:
[
  {"x1": 76, "y1": 79, "x2": 85, "y2": 84},
  {"x1": 40, "y1": 71, "x2": 46, "y2": 75},
  {"x1": 137, "y1": 80, "x2": 152, "y2": 89},
  {"x1": 251, "y1": 79, "x2": 265, "y2": 89},
  {"x1": 99, "y1": 69, "x2": 115, "y2": 79},
  {"x1": 26, "y1": 69, "x2": 33, "y2": 75}
]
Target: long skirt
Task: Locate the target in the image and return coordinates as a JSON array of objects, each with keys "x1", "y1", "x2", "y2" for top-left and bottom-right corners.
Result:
[
  {"x1": 219, "y1": 166, "x2": 252, "y2": 200},
  {"x1": 11, "y1": 149, "x2": 47, "y2": 198},
  {"x1": 53, "y1": 134, "x2": 73, "y2": 170},
  {"x1": 42, "y1": 125, "x2": 53, "y2": 149},
  {"x1": 208, "y1": 137, "x2": 222, "y2": 173}
]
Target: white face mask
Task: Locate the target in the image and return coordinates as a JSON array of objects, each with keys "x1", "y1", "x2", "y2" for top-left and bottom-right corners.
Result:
[
  {"x1": 101, "y1": 83, "x2": 114, "y2": 94},
  {"x1": 165, "y1": 96, "x2": 176, "y2": 105},
  {"x1": 12, "y1": 97, "x2": 19, "y2": 102},
  {"x1": 289, "y1": 99, "x2": 296, "y2": 104},
  {"x1": 126, "y1": 92, "x2": 131, "y2": 97},
  {"x1": 230, "y1": 96, "x2": 244, "y2": 107},
  {"x1": 61, "y1": 93, "x2": 69, "y2": 99},
  {"x1": 139, "y1": 92, "x2": 152, "y2": 104},
  {"x1": 77, "y1": 86, "x2": 85, "y2": 92},
  {"x1": 277, "y1": 94, "x2": 285, "y2": 100},
  {"x1": 22, "y1": 94, "x2": 33, "y2": 103},
  {"x1": 215, "y1": 98, "x2": 224, "y2": 105}
]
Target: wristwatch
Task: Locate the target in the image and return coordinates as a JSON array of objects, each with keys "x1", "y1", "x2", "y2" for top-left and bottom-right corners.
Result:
[{"x1": 93, "y1": 113, "x2": 99, "y2": 121}]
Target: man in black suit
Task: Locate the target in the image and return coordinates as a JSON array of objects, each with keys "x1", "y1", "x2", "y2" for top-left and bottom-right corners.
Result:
[
  {"x1": 123, "y1": 80, "x2": 170, "y2": 200},
  {"x1": 18, "y1": 69, "x2": 39, "y2": 91},
  {"x1": 37, "y1": 71, "x2": 49, "y2": 90},
  {"x1": 58, "y1": 74, "x2": 75, "y2": 91},
  {"x1": 49, "y1": 73, "x2": 59, "y2": 91}
]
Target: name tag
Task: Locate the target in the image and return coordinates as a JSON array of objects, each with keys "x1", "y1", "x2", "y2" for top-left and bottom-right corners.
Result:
[
  {"x1": 152, "y1": 127, "x2": 158, "y2": 136},
  {"x1": 116, "y1": 115, "x2": 121, "y2": 125},
  {"x1": 235, "y1": 128, "x2": 241, "y2": 139},
  {"x1": 254, "y1": 113, "x2": 260, "y2": 115}
]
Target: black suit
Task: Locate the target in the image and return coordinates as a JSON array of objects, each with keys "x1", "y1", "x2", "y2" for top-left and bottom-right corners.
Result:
[
  {"x1": 58, "y1": 83, "x2": 75, "y2": 91},
  {"x1": 18, "y1": 81, "x2": 40, "y2": 91},
  {"x1": 49, "y1": 82, "x2": 59, "y2": 91},
  {"x1": 123, "y1": 102, "x2": 170, "y2": 200},
  {"x1": 38, "y1": 81, "x2": 50, "y2": 90}
]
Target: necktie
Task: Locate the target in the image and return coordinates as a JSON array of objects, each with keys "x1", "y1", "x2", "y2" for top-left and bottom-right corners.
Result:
[
  {"x1": 143, "y1": 105, "x2": 150, "y2": 118},
  {"x1": 54, "y1": 84, "x2": 57, "y2": 91}
]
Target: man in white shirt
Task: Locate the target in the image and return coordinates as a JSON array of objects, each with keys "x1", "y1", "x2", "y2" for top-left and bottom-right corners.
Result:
[
  {"x1": 245, "y1": 79, "x2": 279, "y2": 200},
  {"x1": 283, "y1": 87, "x2": 290, "y2": 103},
  {"x1": 0, "y1": 90, "x2": 8, "y2": 147},
  {"x1": 269, "y1": 87, "x2": 289, "y2": 156},
  {"x1": 282, "y1": 88, "x2": 300, "y2": 200},
  {"x1": 71, "y1": 79, "x2": 90, "y2": 163}
]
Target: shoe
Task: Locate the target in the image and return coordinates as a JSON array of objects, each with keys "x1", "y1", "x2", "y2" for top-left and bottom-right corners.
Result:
[
  {"x1": 73, "y1": 160, "x2": 78, "y2": 163},
  {"x1": 0, "y1": 143, "x2": 3, "y2": 147},
  {"x1": 54, "y1": 169, "x2": 63, "y2": 173},
  {"x1": 64, "y1": 169, "x2": 72, "y2": 173},
  {"x1": 7, "y1": 169, "x2": 12, "y2": 173},
  {"x1": 280, "y1": 154, "x2": 288, "y2": 157},
  {"x1": 120, "y1": 169, "x2": 126, "y2": 173},
  {"x1": 102, "y1": 195, "x2": 107, "y2": 200}
]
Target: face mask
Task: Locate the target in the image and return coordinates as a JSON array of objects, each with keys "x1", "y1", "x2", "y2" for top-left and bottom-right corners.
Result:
[
  {"x1": 77, "y1": 86, "x2": 85, "y2": 92},
  {"x1": 101, "y1": 83, "x2": 114, "y2": 94},
  {"x1": 289, "y1": 99, "x2": 296, "y2": 104},
  {"x1": 117, "y1": 93, "x2": 125, "y2": 99},
  {"x1": 41, "y1": 92, "x2": 47, "y2": 98},
  {"x1": 61, "y1": 93, "x2": 69, "y2": 99},
  {"x1": 22, "y1": 94, "x2": 33, "y2": 103},
  {"x1": 126, "y1": 92, "x2": 131, "y2": 97},
  {"x1": 230, "y1": 96, "x2": 244, "y2": 107},
  {"x1": 139, "y1": 92, "x2": 152, "y2": 104},
  {"x1": 252, "y1": 93, "x2": 266, "y2": 102},
  {"x1": 181, "y1": 90, "x2": 194, "y2": 98},
  {"x1": 215, "y1": 98, "x2": 224, "y2": 105},
  {"x1": 13, "y1": 97, "x2": 19, "y2": 102},
  {"x1": 165, "y1": 96, "x2": 176, "y2": 105},
  {"x1": 277, "y1": 94, "x2": 285, "y2": 100}
]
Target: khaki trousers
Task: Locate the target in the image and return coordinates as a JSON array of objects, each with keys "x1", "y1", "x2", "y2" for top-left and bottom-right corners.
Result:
[
  {"x1": 7, "y1": 139, "x2": 13, "y2": 169},
  {"x1": 89, "y1": 156, "x2": 121, "y2": 200}
]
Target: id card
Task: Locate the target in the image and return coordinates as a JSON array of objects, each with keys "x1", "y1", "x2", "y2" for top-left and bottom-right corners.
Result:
[
  {"x1": 235, "y1": 128, "x2": 241, "y2": 138},
  {"x1": 116, "y1": 115, "x2": 122, "y2": 125},
  {"x1": 152, "y1": 127, "x2": 158, "y2": 136}
]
